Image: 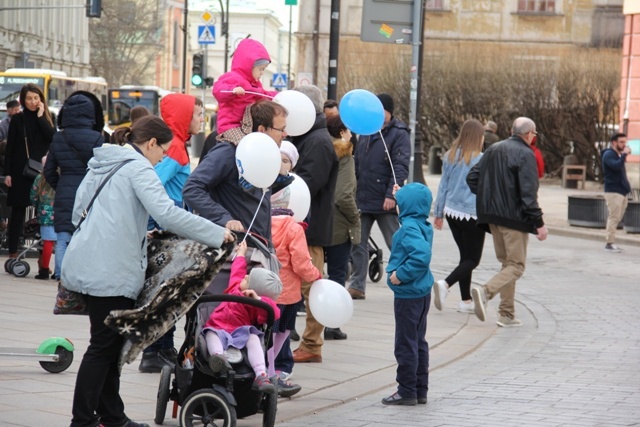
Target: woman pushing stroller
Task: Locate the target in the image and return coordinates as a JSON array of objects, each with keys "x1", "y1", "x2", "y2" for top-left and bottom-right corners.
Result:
[{"x1": 204, "y1": 240, "x2": 282, "y2": 393}]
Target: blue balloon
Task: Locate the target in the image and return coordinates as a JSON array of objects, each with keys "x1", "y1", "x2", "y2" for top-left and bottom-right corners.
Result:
[{"x1": 339, "y1": 89, "x2": 385, "y2": 135}]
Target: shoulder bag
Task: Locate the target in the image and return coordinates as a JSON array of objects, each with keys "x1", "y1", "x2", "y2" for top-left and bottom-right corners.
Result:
[
  {"x1": 22, "y1": 126, "x2": 43, "y2": 180},
  {"x1": 53, "y1": 158, "x2": 134, "y2": 315}
]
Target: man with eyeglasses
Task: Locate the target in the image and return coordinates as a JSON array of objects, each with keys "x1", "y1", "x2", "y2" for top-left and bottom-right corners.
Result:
[
  {"x1": 466, "y1": 117, "x2": 548, "y2": 328},
  {"x1": 602, "y1": 133, "x2": 631, "y2": 253},
  {"x1": 183, "y1": 100, "x2": 288, "y2": 241}
]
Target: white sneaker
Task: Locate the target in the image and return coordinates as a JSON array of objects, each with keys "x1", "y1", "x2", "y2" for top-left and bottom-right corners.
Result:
[
  {"x1": 497, "y1": 316, "x2": 523, "y2": 327},
  {"x1": 433, "y1": 280, "x2": 448, "y2": 311},
  {"x1": 604, "y1": 243, "x2": 622, "y2": 253},
  {"x1": 471, "y1": 286, "x2": 488, "y2": 322},
  {"x1": 457, "y1": 301, "x2": 474, "y2": 313}
]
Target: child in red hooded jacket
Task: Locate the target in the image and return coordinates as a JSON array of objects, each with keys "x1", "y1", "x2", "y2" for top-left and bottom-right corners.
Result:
[{"x1": 213, "y1": 38, "x2": 278, "y2": 139}]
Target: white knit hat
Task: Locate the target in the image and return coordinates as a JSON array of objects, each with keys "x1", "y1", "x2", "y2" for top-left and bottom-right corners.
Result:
[
  {"x1": 279, "y1": 140, "x2": 299, "y2": 168},
  {"x1": 248, "y1": 268, "x2": 283, "y2": 300}
]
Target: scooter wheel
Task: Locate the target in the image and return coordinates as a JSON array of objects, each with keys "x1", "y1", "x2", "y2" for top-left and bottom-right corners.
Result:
[
  {"x1": 11, "y1": 260, "x2": 30, "y2": 278},
  {"x1": 40, "y1": 346, "x2": 74, "y2": 373},
  {"x1": 4, "y1": 258, "x2": 16, "y2": 273}
]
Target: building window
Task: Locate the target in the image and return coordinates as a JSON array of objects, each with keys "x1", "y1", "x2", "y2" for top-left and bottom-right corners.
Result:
[
  {"x1": 517, "y1": 0, "x2": 556, "y2": 13},
  {"x1": 426, "y1": 0, "x2": 445, "y2": 10}
]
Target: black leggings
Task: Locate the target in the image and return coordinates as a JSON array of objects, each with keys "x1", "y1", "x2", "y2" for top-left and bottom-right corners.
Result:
[
  {"x1": 445, "y1": 215, "x2": 486, "y2": 301},
  {"x1": 8, "y1": 206, "x2": 26, "y2": 254}
]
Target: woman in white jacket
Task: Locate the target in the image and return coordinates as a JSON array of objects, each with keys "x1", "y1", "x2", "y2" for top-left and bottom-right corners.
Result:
[{"x1": 63, "y1": 115, "x2": 234, "y2": 427}]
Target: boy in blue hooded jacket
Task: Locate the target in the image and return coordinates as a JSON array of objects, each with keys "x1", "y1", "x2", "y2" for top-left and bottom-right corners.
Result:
[{"x1": 383, "y1": 182, "x2": 434, "y2": 406}]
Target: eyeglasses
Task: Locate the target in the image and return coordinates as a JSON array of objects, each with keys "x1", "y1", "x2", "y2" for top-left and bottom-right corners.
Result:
[
  {"x1": 269, "y1": 126, "x2": 286, "y2": 134},
  {"x1": 159, "y1": 143, "x2": 170, "y2": 154},
  {"x1": 529, "y1": 131, "x2": 537, "y2": 136}
]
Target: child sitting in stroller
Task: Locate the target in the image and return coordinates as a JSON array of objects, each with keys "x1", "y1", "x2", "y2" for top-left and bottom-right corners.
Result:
[{"x1": 203, "y1": 240, "x2": 282, "y2": 393}]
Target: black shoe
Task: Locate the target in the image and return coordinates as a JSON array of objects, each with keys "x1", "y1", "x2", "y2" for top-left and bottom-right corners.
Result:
[
  {"x1": 290, "y1": 329, "x2": 300, "y2": 342},
  {"x1": 324, "y1": 327, "x2": 347, "y2": 340},
  {"x1": 35, "y1": 268, "x2": 51, "y2": 280},
  {"x1": 418, "y1": 396, "x2": 427, "y2": 404},
  {"x1": 102, "y1": 420, "x2": 151, "y2": 427},
  {"x1": 381, "y1": 392, "x2": 417, "y2": 406},
  {"x1": 138, "y1": 351, "x2": 171, "y2": 373},
  {"x1": 159, "y1": 347, "x2": 178, "y2": 365}
]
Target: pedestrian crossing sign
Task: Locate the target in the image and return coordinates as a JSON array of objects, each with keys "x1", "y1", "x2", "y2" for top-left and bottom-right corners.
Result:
[
  {"x1": 198, "y1": 25, "x2": 216, "y2": 44},
  {"x1": 272, "y1": 73, "x2": 287, "y2": 88}
]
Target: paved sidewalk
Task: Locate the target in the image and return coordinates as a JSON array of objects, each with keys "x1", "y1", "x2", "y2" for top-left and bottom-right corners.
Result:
[{"x1": 0, "y1": 171, "x2": 638, "y2": 426}]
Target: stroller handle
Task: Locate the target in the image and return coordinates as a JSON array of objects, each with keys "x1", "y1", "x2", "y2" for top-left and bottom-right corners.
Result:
[{"x1": 196, "y1": 294, "x2": 276, "y2": 327}]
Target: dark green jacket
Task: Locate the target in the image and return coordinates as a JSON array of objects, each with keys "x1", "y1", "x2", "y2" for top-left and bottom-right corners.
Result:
[{"x1": 331, "y1": 137, "x2": 360, "y2": 246}]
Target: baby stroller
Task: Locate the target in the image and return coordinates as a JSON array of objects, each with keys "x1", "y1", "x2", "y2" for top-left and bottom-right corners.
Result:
[
  {"x1": 155, "y1": 232, "x2": 279, "y2": 427},
  {"x1": 4, "y1": 214, "x2": 40, "y2": 278},
  {"x1": 342, "y1": 236, "x2": 384, "y2": 283}
]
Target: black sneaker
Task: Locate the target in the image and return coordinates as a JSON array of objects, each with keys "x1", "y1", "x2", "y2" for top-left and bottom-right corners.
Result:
[
  {"x1": 159, "y1": 348, "x2": 178, "y2": 365},
  {"x1": 100, "y1": 420, "x2": 151, "y2": 427},
  {"x1": 138, "y1": 351, "x2": 165, "y2": 373},
  {"x1": 290, "y1": 329, "x2": 300, "y2": 341}
]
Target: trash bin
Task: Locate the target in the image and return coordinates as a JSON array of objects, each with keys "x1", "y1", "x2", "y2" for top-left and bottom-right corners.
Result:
[
  {"x1": 428, "y1": 146, "x2": 442, "y2": 175},
  {"x1": 189, "y1": 132, "x2": 205, "y2": 159}
]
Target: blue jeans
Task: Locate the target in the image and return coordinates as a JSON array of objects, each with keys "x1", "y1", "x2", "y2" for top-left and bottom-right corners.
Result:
[
  {"x1": 55, "y1": 231, "x2": 73, "y2": 279},
  {"x1": 349, "y1": 213, "x2": 398, "y2": 293}
]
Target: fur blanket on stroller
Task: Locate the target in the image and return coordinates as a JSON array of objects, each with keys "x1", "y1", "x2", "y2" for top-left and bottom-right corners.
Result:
[{"x1": 104, "y1": 233, "x2": 233, "y2": 370}]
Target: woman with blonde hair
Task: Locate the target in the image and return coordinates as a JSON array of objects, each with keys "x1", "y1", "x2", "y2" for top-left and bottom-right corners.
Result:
[{"x1": 432, "y1": 119, "x2": 486, "y2": 313}]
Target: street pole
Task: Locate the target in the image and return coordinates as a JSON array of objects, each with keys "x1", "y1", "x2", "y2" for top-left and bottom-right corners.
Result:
[
  {"x1": 181, "y1": 0, "x2": 188, "y2": 93},
  {"x1": 327, "y1": 0, "x2": 340, "y2": 101},
  {"x1": 413, "y1": 0, "x2": 426, "y2": 185},
  {"x1": 407, "y1": 0, "x2": 424, "y2": 183},
  {"x1": 287, "y1": 5, "x2": 293, "y2": 89},
  {"x1": 224, "y1": 0, "x2": 230, "y2": 72}
]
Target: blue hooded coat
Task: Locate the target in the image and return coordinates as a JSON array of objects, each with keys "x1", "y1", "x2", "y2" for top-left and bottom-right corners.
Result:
[{"x1": 385, "y1": 183, "x2": 434, "y2": 299}]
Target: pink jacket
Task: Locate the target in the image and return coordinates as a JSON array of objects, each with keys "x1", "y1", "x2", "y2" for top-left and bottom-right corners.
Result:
[
  {"x1": 204, "y1": 256, "x2": 280, "y2": 333},
  {"x1": 271, "y1": 215, "x2": 322, "y2": 305},
  {"x1": 213, "y1": 39, "x2": 278, "y2": 135}
]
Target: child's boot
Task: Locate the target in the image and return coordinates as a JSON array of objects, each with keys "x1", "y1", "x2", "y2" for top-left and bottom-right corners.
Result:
[{"x1": 35, "y1": 268, "x2": 51, "y2": 280}]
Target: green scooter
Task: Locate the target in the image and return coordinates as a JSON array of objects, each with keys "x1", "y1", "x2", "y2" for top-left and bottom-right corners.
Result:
[{"x1": 0, "y1": 337, "x2": 74, "y2": 373}]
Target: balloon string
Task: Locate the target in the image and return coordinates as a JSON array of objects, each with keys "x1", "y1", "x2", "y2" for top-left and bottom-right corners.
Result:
[
  {"x1": 220, "y1": 90, "x2": 274, "y2": 99},
  {"x1": 240, "y1": 189, "x2": 267, "y2": 246},
  {"x1": 379, "y1": 130, "x2": 397, "y2": 185}
]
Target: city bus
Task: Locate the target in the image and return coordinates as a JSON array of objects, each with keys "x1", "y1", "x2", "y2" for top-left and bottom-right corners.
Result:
[
  {"x1": 107, "y1": 85, "x2": 171, "y2": 131},
  {"x1": 0, "y1": 68, "x2": 108, "y2": 124}
]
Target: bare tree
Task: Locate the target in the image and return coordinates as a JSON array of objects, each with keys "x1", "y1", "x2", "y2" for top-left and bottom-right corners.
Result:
[{"x1": 89, "y1": 0, "x2": 163, "y2": 87}]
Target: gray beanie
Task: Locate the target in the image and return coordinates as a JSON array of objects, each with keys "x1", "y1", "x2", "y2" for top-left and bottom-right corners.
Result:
[{"x1": 248, "y1": 268, "x2": 282, "y2": 300}]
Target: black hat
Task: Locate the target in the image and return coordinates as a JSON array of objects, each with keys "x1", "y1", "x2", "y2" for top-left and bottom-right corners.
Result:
[{"x1": 377, "y1": 93, "x2": 394, "y2": 114}]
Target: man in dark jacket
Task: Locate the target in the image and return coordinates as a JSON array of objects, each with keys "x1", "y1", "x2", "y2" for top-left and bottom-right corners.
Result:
[
  {"x1": 466, "y1": 117, "x2": 548, "y2": 327},
  {"x1": 44, "y1": 92, "x2": 105, "y2": 280},
  {"x1": 183, "y1": 100, "x2": 288, "y2": 240},
  {"x1": 347, "y1": 93, "x2": 410, "y2": 300},
  {"x1": 601, "y1": 133, "x2": 630, "y2": 252},
  {"x1": 290, "y1": 85, "x2": 339, "y2": 363}
]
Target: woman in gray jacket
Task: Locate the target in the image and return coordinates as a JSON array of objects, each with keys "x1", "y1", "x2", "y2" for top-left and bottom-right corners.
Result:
[{"x1": 63, "y1": 115, "x2": 233, "y2": 427}]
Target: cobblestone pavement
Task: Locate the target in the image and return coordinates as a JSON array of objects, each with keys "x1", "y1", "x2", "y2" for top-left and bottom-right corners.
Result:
[{"x1": 277, "y1": 229, "x2": 640, "y2": 427}]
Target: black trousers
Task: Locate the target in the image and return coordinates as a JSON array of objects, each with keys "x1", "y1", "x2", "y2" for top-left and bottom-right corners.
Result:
[
  {"x1": 394, "y1": 294, "x2": 430, "y2": 399},
  {"x1": 324, "y1": 240, "x2": 352, "y2": 286},
  {"x1": 7, "y1": 206, "x2": 26, "y2": 254},
  {"x1": 445, "y1": 216, "x2": 486, "y2": 301},
  {"x1": 71, "y1": 295, "x2": 136, "y2": 427}
]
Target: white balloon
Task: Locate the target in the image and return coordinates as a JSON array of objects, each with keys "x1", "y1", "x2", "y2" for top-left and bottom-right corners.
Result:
[
  {"x1": 274, "y1": 90, "x2": 316, "y2": 136},
  {"x1": 235, "y1": 132, "x2": 281, "y2": 189},
  {"x1": 308, "y1": 279, "x2": 354, "y2": 328},
  {"x1": 287, "y1": 174, "x2": 311, "y2": 222}
]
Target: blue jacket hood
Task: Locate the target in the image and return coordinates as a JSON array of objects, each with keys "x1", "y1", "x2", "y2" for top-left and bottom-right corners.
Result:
[
  {"x1": 396, "y1": 182, "x2": 432, "y2": 224},
  {"x1": 60, "y1": 94, "x2": 98, "y2": 129}
]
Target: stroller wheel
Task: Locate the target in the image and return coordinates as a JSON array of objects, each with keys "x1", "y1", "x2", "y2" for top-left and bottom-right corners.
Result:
[
  {"x1": 368, "y1": 254, "x2": 383, "y2": 283},
  {"x1": 261, "y1": 390, "x2": 277, "y2": 427},
  {"x1": 180, "y1": 388, "x2": 237, "y2": 427},
  {"x1": 11, "y1": 260, "x2": 30, "y2": 278},
  {"x1": 155, "y1": 365, "x2": 172, "y2": 425},
  {"x1": 4, "y1": 258, "x2": 16, "y2": 273}
]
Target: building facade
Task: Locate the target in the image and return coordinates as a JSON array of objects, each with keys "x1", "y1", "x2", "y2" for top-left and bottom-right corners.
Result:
[{"x1": 0, "y1": 0, "x2": 91, "y2": 75}]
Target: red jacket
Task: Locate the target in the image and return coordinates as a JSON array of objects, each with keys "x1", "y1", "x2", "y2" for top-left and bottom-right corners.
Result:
[
  {"x1": 212, "y1": 39, "x2": 278, "y2": 135},
  {"x1": 531, "y1": 139, "x2": 545, "y2": 178},
  {"x1": 204, "y1": 256, "x2": 280, "y2": 333},
  {"x1": 271, "y1": 215, "x2": 322, "y2": 305}
]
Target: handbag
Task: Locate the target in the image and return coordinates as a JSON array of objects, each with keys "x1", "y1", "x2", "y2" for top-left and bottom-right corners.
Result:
[
  {"x1": 53, "y1": 282, "x2": 89, "y2": 315},
  {"x1": 53, "y1": 158, "x2": 134, "y2": 315},
  {"x1": 22, "y1": 126, "x2": 43, "y2": 180}
]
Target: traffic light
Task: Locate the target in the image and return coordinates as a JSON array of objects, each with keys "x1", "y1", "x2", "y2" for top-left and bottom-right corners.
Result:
[
  {"x1": 191, "y1": 54, "x2": 203, "y2": 87},
  {"x1": 86, "y1": 0, "x2": 102, "y2": 18}
]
